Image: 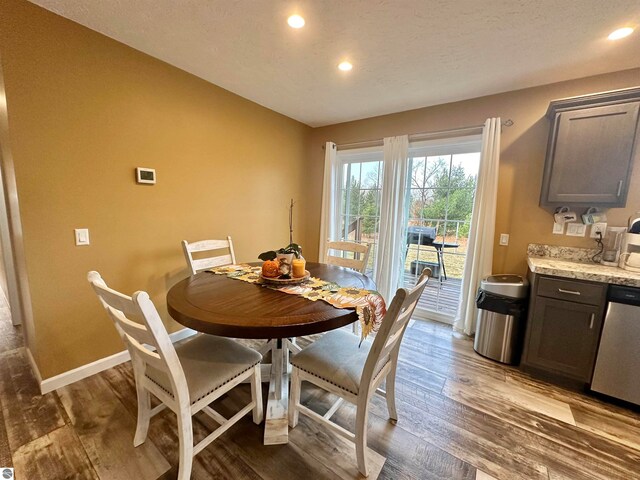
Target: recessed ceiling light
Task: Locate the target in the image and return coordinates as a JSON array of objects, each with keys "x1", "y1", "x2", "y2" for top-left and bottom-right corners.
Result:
[
  {"x1": 287, "y1": 15, "x2": 305, "y2": 29},
  {"x1": 338, "y1": 61, "x2": 353, "y2": 71},
  {"x1": 608, "y1": 27, "x2": 634, "y2": 40}
]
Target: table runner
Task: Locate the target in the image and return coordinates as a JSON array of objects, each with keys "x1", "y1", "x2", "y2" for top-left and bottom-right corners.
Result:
[{"x1": 209, "y1": 264, "x2": 386, "y2": 344}]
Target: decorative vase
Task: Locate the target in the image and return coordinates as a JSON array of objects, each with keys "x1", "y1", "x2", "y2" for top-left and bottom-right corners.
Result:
[{"x1": 276, "y1": 253, "x2": 294, "y2": 277}]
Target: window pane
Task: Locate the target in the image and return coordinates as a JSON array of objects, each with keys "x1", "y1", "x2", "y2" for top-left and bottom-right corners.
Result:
[
  {"x1": 345, "y1": 179, "x2": 360, "y2": 216},
  {"x1": 424, "y1": 155, "x2": 451, "y2": 189},
  {"x1": 361, "y1": 161, "x2": 380, "y2": 188},
  {"x1": 444, "y1": 188, "x2": 475, "y2": 221},
  {"x1": 450, "y1": 153, "x2": 480, "y2": 189},
  {"x1": 341, "y1": 164, "x2": 349, "y2": 190},
  {"x1": 421, "y1": 188, "x2": 448, "y2": 222},
  {"x1": 409, "y1": 157, "x2": 426, "y2": 189},
  {"x1": 336, "y1": 149, "x2": 383, "y2": 276},
  {"x1": 409, "y1": 188, "x2": 427, "y2": 220},
  {"x1": 348, "y1": 163, "x2": 361, "y2": 187}
]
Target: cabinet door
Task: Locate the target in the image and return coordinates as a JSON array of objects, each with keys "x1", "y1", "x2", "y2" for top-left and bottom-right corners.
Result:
[
  {"x1": 543, "y1": 102, "x2": 639, "y2": 206},
  {"x1": 524, "y1": 297, "x2": 602, "y2": 381}
]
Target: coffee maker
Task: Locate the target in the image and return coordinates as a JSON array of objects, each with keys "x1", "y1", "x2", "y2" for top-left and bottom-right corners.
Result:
[
  {"x1": 619, "y1": 232, "x2": 640, "y2": 272},
  {"x1": 601, "y1": 227, "x2": 626, "y2": 266}
]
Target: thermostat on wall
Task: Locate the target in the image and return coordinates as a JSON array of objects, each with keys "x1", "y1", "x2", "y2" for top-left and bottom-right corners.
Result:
[{"x1": 136, "y1": 167, "x2": 156, "y2": 184}]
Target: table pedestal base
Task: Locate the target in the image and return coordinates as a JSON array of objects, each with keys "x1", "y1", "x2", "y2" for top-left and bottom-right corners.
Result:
[{"x1": 260, "y1": 338, "x2": 300, "y2": 445}]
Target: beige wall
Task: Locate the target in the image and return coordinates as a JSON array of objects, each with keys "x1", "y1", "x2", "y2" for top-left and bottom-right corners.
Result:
[
  {"x1": 0, "y1": 0, "x2": 311, "y2": 378},
  {"x1": 1, "y1": 0, "x2": 639, "y2": 379},
  {"x1": 305, "y1": 69, "x2": 640, "y2": 275}
]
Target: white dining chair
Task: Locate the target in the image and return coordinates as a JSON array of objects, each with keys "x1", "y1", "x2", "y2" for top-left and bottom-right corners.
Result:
[
  {"x1": 326, "y1": 240, "x2": 372, "y2": 334},
  {"x1": 182, "y1": 236, "x2": 236, "y2": 275},
  {"x1": 87, "y1": 271, "x2": 263, "y2": 480},
  {"x1": 288, "y1": 269, "x2": 431, "y2": 477},
  {"x1": 326, "y1": 240, "x2": 371, "y2": 274}
]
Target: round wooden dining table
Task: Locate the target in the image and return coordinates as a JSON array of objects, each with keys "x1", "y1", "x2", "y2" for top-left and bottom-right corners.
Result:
[{"x1": 167, "y1": 262, "x2": 376, "y2": 445}]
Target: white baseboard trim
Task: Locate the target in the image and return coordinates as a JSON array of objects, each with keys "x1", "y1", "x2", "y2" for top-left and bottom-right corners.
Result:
[
  {"x1": 25, "y1": 347, "x2": 42, "y2": 385},
  {"x1": 413, "y1": 309, "x2": 454, "y2": 325},
  {"x1": 39, "y1": 327, "x2": 197, "y2": 395}
]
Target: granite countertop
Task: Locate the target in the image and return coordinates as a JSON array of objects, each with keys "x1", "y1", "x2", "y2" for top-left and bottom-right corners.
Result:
[{"x1": 527, "y1": 244, "x2": 640, "y2": 288}]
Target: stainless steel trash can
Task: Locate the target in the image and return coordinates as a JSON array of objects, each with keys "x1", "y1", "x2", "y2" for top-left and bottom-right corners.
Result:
[{"x1": 473, "y1": 274, "x2": 529, "y2": 365}]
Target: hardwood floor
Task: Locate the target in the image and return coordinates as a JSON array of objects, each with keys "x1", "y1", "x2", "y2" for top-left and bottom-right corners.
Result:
[{"x1": 0, "y1": 317, "x2": 639, "y2": 479}]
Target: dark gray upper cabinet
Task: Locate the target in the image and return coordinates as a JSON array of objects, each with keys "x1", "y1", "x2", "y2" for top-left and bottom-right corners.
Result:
[{"x1": 540, "y1": 87, "x2": 640, "y2": 208}]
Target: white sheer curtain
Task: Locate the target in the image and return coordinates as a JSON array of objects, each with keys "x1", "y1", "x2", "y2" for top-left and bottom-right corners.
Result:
[
  {"x1": 454, "y1": 118, "x2": 501, "y2": 335},
  {"x1": 375, "y1": 135, "x2": 409, "y2": 302},
  {"x1": 318, "y1": 142, "x2": 339, "y2": 263}
]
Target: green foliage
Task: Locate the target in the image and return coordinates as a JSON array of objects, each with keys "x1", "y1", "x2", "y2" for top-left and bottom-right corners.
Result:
[
  {"x1": 420, "y1": 163, "x2": 476, "y2": 236},
  {"x1": 258, "y1": 243, "x2": 302, "y2": 261},
  {"x1": 341, "y1": 158, "x2": 477, "y2": 240},
  {"x1": 342, "y1": 177, "x2": 379, "y2": 236}
]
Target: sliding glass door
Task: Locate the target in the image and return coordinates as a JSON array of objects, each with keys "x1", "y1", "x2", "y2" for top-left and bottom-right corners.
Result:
[
  {"x1": 335, "y1": 147, "x2": 384, "y2": 276},
  {"x1": 328, "y1": 137, "x2": 480, "y2": 324},
  {"x1": 403, "y1": 137, "x2": 481, "y2": 323}
]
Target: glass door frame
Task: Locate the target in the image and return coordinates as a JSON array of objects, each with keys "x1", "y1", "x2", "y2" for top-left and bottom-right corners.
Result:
[
  {"x1": 334, "y1": 146, "x2": 384, "y2": 278},
  {"x1": 405, "y1": 135, "x2": 482, "y2": 324}
]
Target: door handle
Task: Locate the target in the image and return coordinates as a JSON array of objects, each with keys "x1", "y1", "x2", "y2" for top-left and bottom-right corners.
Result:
[
  {"x1": 617, "y1": 180, "x2": 623, "y2": 197},
  {"x1": 558, "y1": 288, "x2": 581, "y2": 295},
  {"x1": 589, "y1": 313, "x2": 595, "y2": 329}
]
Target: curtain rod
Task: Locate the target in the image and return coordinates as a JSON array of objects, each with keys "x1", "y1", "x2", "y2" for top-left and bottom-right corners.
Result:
[{"x1": 326, "y1": 119, "x2": 514, "y2": 151}]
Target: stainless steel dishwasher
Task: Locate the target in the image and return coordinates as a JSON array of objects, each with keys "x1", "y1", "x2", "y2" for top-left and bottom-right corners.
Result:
[{"x1": 591, "y1": 285, "x2": 640, "y2": 405}]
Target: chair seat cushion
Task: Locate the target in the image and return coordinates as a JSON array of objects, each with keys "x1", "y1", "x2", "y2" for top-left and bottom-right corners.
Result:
[
  {"x1": 145, "y1": 334, "x2": 261, "y2": 404},
  {"x1": 291, "y1": 329, "x2": 374, "y2": 395}
]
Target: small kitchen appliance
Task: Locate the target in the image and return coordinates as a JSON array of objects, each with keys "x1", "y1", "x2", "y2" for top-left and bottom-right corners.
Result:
[
  {"x1": 619, "y1": 232, "x2": 640, "y2": 272},
  {"x1": 600, "y1": 227, "x2": 626, "y2": 267}
]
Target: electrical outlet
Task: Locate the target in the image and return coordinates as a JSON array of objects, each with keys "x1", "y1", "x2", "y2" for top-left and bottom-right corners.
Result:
[
  {"x1": 553, "y1": 222, "x2": 565, "y2": 234},
  {"x1": 499, "y1": 233, "x2": 509, "y2": 246},
  {"x1": 590, "y1": 222, "x2": 607, "y2": 238},
  {"x1": 566, "y1": 223, "x2": 586, "y2": 237}
]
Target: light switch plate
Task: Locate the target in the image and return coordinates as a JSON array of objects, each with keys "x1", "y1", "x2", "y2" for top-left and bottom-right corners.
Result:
[
  {"x1": 75, "y1": 228, "x2": 90, "y2": 246},
  {"x1": 566, "y1": 223, "x2": 586, "y2": 237},
  {"x1": 499, "y1": 233, "x2": 509, "y2": 246},
  {"x1": 553, "y1": 222, "x2": 565, "y2": 234}
]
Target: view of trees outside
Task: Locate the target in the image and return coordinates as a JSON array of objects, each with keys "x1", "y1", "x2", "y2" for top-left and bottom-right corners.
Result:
[
  {"x1": 337, "y1": 152, "x2": 479, "y2": 315},
  {"x1": 339, "y1": 160, "x2": 383, "y2": 276},
  {"x1": 405, "y1": 153, "x2": 479, "y2": 283}
]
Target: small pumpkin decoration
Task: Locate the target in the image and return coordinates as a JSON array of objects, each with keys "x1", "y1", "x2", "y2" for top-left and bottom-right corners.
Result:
[{"x1": 261, "y1": 259, "x2": 280, "y2": 278}]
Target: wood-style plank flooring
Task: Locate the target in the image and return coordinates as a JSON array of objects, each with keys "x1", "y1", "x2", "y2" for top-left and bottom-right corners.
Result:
[{"x1": 1, "y1": 314, "x2": 639, "y2": 479}]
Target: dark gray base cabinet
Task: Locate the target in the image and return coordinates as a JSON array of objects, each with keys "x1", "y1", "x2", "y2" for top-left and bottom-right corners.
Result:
[{"x1": 521, "y1": 274, "x2": 607, "y2": 383}]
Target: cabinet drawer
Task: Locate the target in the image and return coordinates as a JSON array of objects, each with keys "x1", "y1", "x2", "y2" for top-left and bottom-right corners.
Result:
[{"x1": 537, "y1": 277, "x2": 605, "y2": 306}]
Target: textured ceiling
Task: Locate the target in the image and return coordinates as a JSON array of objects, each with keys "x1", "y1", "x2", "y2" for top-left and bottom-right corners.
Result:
[{"x1": 30, "y1": 0, "x2": 640, "y2": 127}]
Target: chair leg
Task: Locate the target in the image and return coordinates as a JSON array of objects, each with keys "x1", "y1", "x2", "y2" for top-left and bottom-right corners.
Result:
[
  {"x1": 176, "y1": 411, "x2": 194, "y2": 480},
  {"x1": 133, "y1": 384, "x2": 151, "y2": 447},
  {"x1": 251, "y1": 364, "x2": 264, "y2": 424},
  {"x1": 385, "y1": 364, "x2": 398, "y2": 422},
  {"x1": 355, "y1": 399, "x2": 370, "y2": 477},
  {"x1": 352, "y1": 320, "x2": 359, "y2": 336},
  {"x1": 288, "y1": 368, "x2": 301, "y2": 428}
]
